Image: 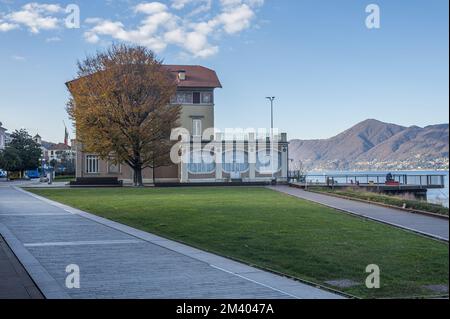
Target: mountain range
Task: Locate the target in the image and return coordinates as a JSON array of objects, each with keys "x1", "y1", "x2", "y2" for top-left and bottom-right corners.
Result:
[{"x1": 289, "y1": 119, "x2": 449, "y2": 171}]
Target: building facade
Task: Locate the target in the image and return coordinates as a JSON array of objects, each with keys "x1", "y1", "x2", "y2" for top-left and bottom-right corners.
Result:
[
  {"x1": 70, "y1": 65, "x2": 289, "y2": 184},
  {"x1": 32, "y1": 134, "x2": 76, "y2": 175},
  {"x1": 47, "y1": 143, "x2": 76, "y2": 164},
  {"x1": 0, "y1": 122, "x2": 6, "y2": 150}
]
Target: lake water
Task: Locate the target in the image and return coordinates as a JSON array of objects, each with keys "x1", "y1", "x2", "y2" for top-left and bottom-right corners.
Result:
[{"x1": 305, "y1": 170, "x2": 449, "y2": 208}]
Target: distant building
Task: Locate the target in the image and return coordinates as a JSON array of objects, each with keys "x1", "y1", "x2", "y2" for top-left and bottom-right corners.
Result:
[
  {"x1": 33, "y1": 133, "x2": 76, "y2": 163},
  {"x1": 0, "y1": 122, "x2": 6, "y2": 150},
  {"x1": 33, "y1": 133, "x2": 42, "y2": 145},
  {"x1": 48, "y1": 143, "x2": 75, "y2": 163},
  {"x1": 5, "y1": 133, "x2": 11, "y2": 145}
]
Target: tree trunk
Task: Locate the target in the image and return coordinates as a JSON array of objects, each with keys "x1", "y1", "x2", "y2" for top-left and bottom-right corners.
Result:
[
  {"x1": 133, "y1": 166, "x2": 144, "y2": 187},
  {"x1": 152, "y1": 166, "x2": 155, "y2": 185}
]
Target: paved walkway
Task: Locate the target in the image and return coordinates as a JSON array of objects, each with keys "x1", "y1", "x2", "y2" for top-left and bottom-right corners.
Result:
[
  {"x1": 0, "y1": 178, "x2": 67, "y2": 189},
  {"x1": 0, "y1": 186, "x2": 342, "y2": 299},
  {"x1": 269, "y1": 185, "x2": 449, "y2": 241}
]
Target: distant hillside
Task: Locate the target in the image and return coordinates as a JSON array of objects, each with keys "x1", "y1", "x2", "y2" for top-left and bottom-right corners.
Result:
[{"x1": 289, "y1": 119, "x2": 449, "y2": 171}]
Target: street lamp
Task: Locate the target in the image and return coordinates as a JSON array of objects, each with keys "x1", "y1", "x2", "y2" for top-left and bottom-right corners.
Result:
[
  {"x1": 265, "y1": 96, "x2": 275, "y2": 132},
  {"x1": 40, "y1": 157, "x2": 45, "y2": 182},
  {"x1": 266, "y1": 96, "x2": 276, "y2": 183}
]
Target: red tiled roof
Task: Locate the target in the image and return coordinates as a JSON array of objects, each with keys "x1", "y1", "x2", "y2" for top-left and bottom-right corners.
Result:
[
  {"x1": 66, "y1": 65, "x2": 222, "y2": 89},
  {"x1": 163, "y1": 65, "x2": 222, "y2": 89}
]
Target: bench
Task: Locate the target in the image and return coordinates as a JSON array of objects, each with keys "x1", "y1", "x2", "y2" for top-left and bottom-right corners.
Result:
[{"x1": 70, "y1": 177, "x2": 123, "y2": 187}]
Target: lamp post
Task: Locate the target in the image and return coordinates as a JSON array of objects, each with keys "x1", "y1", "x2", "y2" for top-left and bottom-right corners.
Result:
[
  {"x1": 265, "y1": 96, "x2": 275, "y2": 132},
  {"x1": 266, "y1": 97, "x2": 276, "y2": 183},
  {"x1": 40, "y1": 157, "x2": 45, "y2": 182}
]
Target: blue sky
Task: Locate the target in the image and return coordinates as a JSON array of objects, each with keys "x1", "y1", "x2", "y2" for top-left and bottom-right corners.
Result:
[{"x1": 0, "y1": 0, "x2": 448, "y2": 143}]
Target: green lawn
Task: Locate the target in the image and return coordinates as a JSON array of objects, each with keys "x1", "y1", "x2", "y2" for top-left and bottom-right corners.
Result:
[{"x1": 28, "y1": 187, "x2": 449, "y2": 299}]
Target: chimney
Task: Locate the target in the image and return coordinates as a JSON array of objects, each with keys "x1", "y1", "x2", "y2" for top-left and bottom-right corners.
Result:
[{"x1": 178, "y1": 70, "x2": 186, "y2": 81}]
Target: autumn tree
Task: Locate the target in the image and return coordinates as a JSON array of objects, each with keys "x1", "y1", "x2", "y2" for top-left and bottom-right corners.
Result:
[{"x1": 66, "y1": 44, "x2": 181, "y2": 186}]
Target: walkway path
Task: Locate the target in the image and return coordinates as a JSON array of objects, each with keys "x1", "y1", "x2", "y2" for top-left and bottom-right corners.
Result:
[
  {"x1": 0, "y1": 186, "x2": 342, "y2": 299},
  {"x1": 269, "y1": 185, "x2": 449, "y2": 241}
]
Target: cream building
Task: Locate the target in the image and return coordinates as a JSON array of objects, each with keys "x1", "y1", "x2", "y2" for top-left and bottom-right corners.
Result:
[{"x1": 68, "y1": 65, "x2": 289, "y2": 185}]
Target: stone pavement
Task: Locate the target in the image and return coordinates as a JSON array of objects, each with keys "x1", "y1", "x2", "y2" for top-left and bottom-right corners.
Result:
[
  {"x1": 269, "y1": 185, "x2": 449, "y2": 241},
  {"x1": 0, "y1": 186, "x2": 343, "y2": 299}
]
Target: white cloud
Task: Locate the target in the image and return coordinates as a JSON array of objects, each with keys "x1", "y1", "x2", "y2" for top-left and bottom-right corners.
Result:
[
  {"x1": 215, "y1": 4, "x2": 254, "y2": 34},
  {"x1": 46, "y1": 36, "x2": 62, "y2": 42},
  {"x1": 220, "y1": 0, "x2": 242, "y2": 7},
  {"x1": 135, "y1": 2, "x2": 168, "y2": 14},
  {"x1": 2, "y1": 2, "x2": 64, "y2": 33},
  {"x1": 245, "y1": 0, "x2": 264, "y2": 8},
  {"x1": 85, "y1": 32, "x2": 100, "y2": 44},
  {"x1": 221, "y1": 0, "x2": 265, "y2": 8},
  {"x1": 0, "y1": 21, "x2": 18, "y2": 31},
  {"x1": 0, "y1": 1, "x2": 265, "y2": 58},
  {"x1": 171, "y1": 0, "x2": 212, "y2": 15},
  {"x1": 11, "y1": 55, "x2": 26, "y2": 61},
  {"x1": 171, "y1": 0, "x2": 194, "y2": 10},
  {"x1": 85, "y1": 0, "x2": 265, "y2": 58},
  {"x1": 22, "y1": 3, "x2": 62, "y2": 14}
]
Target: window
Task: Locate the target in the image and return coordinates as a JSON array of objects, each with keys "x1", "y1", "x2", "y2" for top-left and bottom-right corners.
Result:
[
  {"x1": 172, "y1": 91, "x2": 193, "y2": 104},
  {"x1": 201, "y1": 92, "x2": 213, "y2": 104},
  {"x1": 108, "y1": 162, "x2": 120, "y2": 174},
  {"x1": 256, "y1": 151, "x2": 282, "y2": 173},
  {"x1": 187, "y1": 151, "x2": 216, "y2": 174},
  {"x1": 192, "y1": 119, "x2": 202, "y2": 137},
  {"x1": 86, "y1": 155, "x2": 99, "y2": 173},
  {"x1": 171, "y1": 91, "x2": 214, "y2": 105},
  {"x1": 193, "y1": 92, "x2": 201, "y2": 104},
  {"x1": 222, "y1": 151, "x2": 249, "y2": 173}
]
